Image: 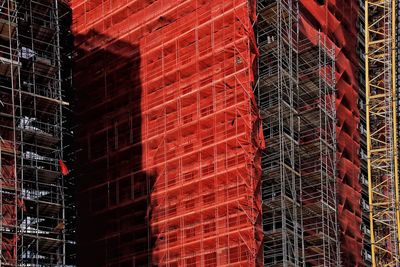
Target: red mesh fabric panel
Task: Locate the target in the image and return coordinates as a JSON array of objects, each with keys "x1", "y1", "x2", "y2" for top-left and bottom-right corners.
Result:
[
  {"x1": 299, "y1": 0, "x2": 362, "y2": 266},
  {"x1": 71, "y1": 0, "x2": 263, "y2": 266},
  {"x1": 0, "y1": 140, "x2": 17, "y2": 265}
]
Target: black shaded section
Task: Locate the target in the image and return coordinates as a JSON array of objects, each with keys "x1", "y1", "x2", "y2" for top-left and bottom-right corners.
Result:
[
  {"x1": 74, "y1": 30, "x2": 155, "y2": 266},
  {"x1": 58, "y1": 1, "x2": 76, "y2": 265}
]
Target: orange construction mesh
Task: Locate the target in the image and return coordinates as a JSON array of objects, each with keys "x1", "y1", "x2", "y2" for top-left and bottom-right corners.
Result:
[
  {"x1": 299, "y1": 1, "x2": 363, "y2": 266},
  {"x1": 72, "y1": 0, "x2": 263, "y2": 266}
]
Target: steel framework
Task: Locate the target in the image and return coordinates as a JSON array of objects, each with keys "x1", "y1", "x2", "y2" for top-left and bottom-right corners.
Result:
[
  {"x1": 0, "y1": 0, "x2": 19, "y2": 265},
  {"x1": 257, "y1": 0, "x2": 302, "y2": 265},
  {"x1": 257, "y1": 0, "x2": 340, "y2": 266},
  {"x1": 298, "y1": 35, "x2": 340, "y2": 267},
  {"x1": 365, "y1": 0, "x2": 400, "y2": 266},
  {"x1": 0, "y1": 0, "x2": 69, "y2": 265},
  {"x1": 72, "y1": 0, "x2": 263, "y2": 266}
]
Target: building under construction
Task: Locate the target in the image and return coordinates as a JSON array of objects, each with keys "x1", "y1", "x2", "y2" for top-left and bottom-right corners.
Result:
[
  {"x1": 0, "y1": 0, "x2": 72, "y2": 265},
  {"x1": 0, "y1": 0, "x2": 399, "y2": 266}
]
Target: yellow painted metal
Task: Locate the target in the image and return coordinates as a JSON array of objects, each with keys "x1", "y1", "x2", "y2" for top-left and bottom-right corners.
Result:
[{"x1": 365, "y1": 0, "x2": 400, "y2": 266}]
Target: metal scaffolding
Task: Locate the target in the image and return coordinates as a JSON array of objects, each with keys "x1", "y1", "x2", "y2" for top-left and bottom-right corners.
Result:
[
  {"x1": 359, "y1": 1, "x2": 373, "y2": 264},
  {"x1": 257, "y1": 0, "x2": 340, "y2": 266},
  {"x1": 72, "y1": 0, "x2": 262, "y2": 266},
  {"x1": 257, "y1": 0, "x2": 302, "y2": 265},
  {"x1": 298, "y1": 35, "x2": 340, "y2": 267},
  {"x1": 0, "y1": 0, "x2": 19, "y2": 264},
  {"x1": 0, "y1": 0, "x2": 69, "y2": 265},
  {"x1": 365, "y1": 0, "x2": 400, "y2": 266}
]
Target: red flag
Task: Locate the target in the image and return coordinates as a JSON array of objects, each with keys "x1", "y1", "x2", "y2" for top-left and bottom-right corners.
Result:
[
  {"x1": 17, "y1": 198, "x2": 26, "y2": 212},
  {"x1": 59, "y1": 160, "x2": 69, "y2": 176}
]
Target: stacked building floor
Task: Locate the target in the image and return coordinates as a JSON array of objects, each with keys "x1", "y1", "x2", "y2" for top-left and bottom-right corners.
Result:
[
  {"x1": 70, "y1": 0, "x2": 375, "y2": 266},
  {"x1": 0, "y1": 0, "x2": 396, "y2": 266},
  {"x1": 299, "y1": 1, "x2": 364, "y2": 265},
  {"x1": 72, "y1": 0, "x2": 263, "y2": 266},
  {"x1": 0, "y1": 0, "x2": 71, "y2": 265}
]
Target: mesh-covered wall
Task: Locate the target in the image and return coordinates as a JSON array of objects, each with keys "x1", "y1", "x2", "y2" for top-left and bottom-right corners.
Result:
[
  {"x1": 299, "y1": 1, "x2": 363, "y2": 266},
  {"x1": 71, "y1": 0, "x2": 263, "y2": 266}
]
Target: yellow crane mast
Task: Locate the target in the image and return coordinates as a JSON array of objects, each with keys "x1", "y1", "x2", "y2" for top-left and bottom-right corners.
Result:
[{"x1": 365, "y1": 0, "x2": 400, "y2": 266}]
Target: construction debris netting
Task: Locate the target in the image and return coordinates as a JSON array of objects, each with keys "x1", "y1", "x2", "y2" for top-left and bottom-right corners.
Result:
[
  {"x1": 71, "y1": 0, "x2": 263, "y2": 266},
  {"x1": 300, "y1": 1, "x2": 363, "y2": 266}
]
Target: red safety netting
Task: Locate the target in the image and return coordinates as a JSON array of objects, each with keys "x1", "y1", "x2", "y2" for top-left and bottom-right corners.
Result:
[
  {"x1": 71, "y1": 0, "x2": 263, "y2": 266},
  {"x1": 0, "y1": 140, "x2": 16, "y2": 189},
  {"x1": 0, "y1": 140, "x2": 18, "y2": 265},
  {"x1": 2, "y1": 235, "x2": 16, "y2": 263},
  {"x1": 299, "y1": 0, "x2": 363, "y2": 266}
]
